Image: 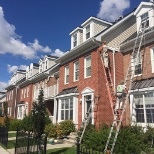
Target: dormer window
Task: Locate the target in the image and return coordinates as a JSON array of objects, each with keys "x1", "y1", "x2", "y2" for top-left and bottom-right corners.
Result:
[
  {"x1": 73, "y1": 33, "x2": 77, "y2": 47},
  {"x1": 141, "y1": 12, "x2": 149, "y2": 29},
  {"x1": 86, "y1": 25, "x2": 90, "y2": 40},
  {"x1": 45, "y1": 61, "x2": 48, "y2": 70}
]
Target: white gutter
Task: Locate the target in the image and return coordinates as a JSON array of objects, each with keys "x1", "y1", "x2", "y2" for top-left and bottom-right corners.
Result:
[{"x1": 14, "y1": 86, "x2": 18, "y2": 118}]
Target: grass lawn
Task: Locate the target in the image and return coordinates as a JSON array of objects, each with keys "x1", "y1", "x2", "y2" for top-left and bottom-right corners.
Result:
[
  {"x1": 46, "y1": 147, "x2": 76, "y2": 154},
  {"x1": 8, "y1": 133, "x2": 16, "y2": 138},
  {"x1": 7, "y1": 140, "x2": 16, "y2": 149}
]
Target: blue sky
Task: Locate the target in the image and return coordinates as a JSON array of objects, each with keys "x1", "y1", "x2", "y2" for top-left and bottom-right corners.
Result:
[{"x1": 0, "y1": 0, "x2": 147, "y2": 90}]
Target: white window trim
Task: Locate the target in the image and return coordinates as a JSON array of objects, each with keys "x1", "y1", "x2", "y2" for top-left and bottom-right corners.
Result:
[
  {"x1": 81, "y1": 87, "x2": 94, "y2": 125},
  {"x1": 17, "y1": 104, "x2": 25, "y2": 120},
  {"x1": 73, "y1": 33, "x2": 77, "y2": 48},
  {"x1": 74, "y1": 61, "x2": 79, "y2": 81},
  {"x1": 150, "y1": 48, "x2": 154, "y2": 73},
  {"x1": 132, "y1": 52, "x2": 142, "y2": 77},
  {"x1": 86, "y1": 24, "x2": 90, "y2": 40},
  {"x1": 65, "y1": 65, "x2": 69, "y2": 84},
  {"x1": 58, "y1": 96, "x2": 78, "y2": 125},
  {"x1": 130, "y1": 92, "x2": 154, "y2": 128},
  {"x1": 84, "y1": 55, "x2": 91, "y2": 78}
]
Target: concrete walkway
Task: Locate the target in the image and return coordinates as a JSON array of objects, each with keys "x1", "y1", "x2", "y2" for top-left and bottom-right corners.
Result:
[{"x1": 0, "y1": 146, "x2": 10, "y2": 154}]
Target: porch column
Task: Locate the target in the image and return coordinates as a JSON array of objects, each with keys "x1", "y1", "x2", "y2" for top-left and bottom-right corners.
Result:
[{"x1": 53, "y1": 98, "x2": 57, "y2": 124}]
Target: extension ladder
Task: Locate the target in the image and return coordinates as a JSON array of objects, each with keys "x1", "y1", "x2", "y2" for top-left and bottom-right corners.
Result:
[
  {"x1": 100, "y1": 44, "x2": 116, "y2": 115},
  {"x1": 104, "y1": 21, "x2": 147, "y2": 154}
]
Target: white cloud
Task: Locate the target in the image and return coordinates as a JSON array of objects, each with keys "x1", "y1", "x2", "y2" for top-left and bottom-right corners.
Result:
[
  {"x1": 0, "y1": 7, "x2": 52, "y2": 59},
  {"x1": 97, "y1": 0, "x2": 130, "y2": 22},
  {"x1": 7, "y1": 64, "x2": 27, "y2": 73},
  {"x1": 29, "y1": 39, "x2": 51, "y2": 53},
  {"x1": 0, "y1": 81, "x2": 8, "y2": 90},
  {"x1": 52, "y1": 49, "x2": 64, "y2": 57}
]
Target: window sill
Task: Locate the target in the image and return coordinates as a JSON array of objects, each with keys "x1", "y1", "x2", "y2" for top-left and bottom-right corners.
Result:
[{"x1": 84, "y1": 76, "x2": 91, "y2": 79}]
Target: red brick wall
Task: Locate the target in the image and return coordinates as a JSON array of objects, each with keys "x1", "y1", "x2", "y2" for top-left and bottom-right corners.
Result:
[
  {"x1": 19, "y1": 84, "x2": 33, "y2": 116},
  {"x1": 58, "y1": 46, "x2": 124, "y2": 128},
  {"x1": 6, "y1": 88, "x2": 16, "y2": 118},
  {"x1": 122, "y1": 41, "x2": 154, "y2": 125}
]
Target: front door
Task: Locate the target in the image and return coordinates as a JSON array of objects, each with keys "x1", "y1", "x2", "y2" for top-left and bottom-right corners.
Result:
[{"x1": 84, "y1": 95, "x2": 92, "y2": 123}]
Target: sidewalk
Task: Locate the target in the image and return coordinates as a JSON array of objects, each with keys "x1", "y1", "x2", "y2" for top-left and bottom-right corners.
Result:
[{"x1": 0, "y1": 146, "x2": 10, "y2": 154}]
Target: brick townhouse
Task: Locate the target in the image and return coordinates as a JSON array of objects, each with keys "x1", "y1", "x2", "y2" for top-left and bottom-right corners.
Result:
[
  {"x1": 5, "y1": 70, "x2": 26, "y2": 118},
  {"x1": 0, "y1": 90, "x2": 6, "y2": 115},
  {"x1": 120, "y1": 1, "x2": 154, "y2": 128},
  {"x1": 4, "y1": 1, "x2": 154, "y2": 129},
  {"x1": 54, "y1": 6, "x2": 137, "y2": 128},
  {"x1": 16, "y1": 55, "x2": 59, "y2": 122}
]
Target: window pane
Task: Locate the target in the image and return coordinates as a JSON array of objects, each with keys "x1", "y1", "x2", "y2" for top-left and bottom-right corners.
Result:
[
  {"x1": 60, "y1": 97, "x2": 73, "y2": 120},
  {"x1": 86, "y1": 67, "x2": 91, "y2": 76},
  {"x1": 61, "y1": 110, "x2": 64, "y2": 120},
  {"x1": 146, "y1": 109, "x2": 154, "y2": 123},
  {"x1": 61, "y1": 100, "x2": 64, "y2": 109},
  {"x1": 65, "y1": 101, "x2": 69, "y2": 109},
  {"x1": 70, "y1": 110, "x2": 73, "y2": 120},
  {"x1": 65, "y1": 110, "x2": 69, "y2": 120},
  {"x1": 70, "y1": 98, "x2": 73, "y2": 109},
  {"x1": 135, "y1": 108, "x2": 144, "y2": 122},
  {"x1": 134, "y1": 94, "x2": 144, "y2": 123},
  {"x1": 86, "y1": 57, "x2": 91, "y2": 67}
]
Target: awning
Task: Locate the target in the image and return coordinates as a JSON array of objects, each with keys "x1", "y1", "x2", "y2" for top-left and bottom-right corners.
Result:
[
  {"x1": 131, "y1": 78, "x2": 154, "y2": 90},
  {"x1": 56, "y1": 86, "x2": 79, "y2": 97}
]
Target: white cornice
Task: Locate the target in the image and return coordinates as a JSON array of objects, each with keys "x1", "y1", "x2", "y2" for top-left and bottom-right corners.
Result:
[
  {"x1": 81, "y1": 16, "x2": 112, "y2": 27},
  {"x1": 134, "y1": 2, "x2": 154, "y2": 16},
  {"x1": 69, "y1": 27, "x2": 83, "y2": 35}
]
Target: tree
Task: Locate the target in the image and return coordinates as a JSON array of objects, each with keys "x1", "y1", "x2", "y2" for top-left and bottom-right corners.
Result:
[
  {"x1": 3, "y1": 101, "x2": 10, "y2": 128},
  {"x1": 31, "y1": 88, "x2": 48, "y2": 137}
]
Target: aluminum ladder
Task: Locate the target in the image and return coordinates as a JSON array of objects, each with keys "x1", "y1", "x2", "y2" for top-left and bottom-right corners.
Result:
[{"x1": 104, "y1": 22, "x2": 146, "y2": 154}]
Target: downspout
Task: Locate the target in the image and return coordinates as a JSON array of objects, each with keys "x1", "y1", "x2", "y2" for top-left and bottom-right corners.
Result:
[
  {"x1": 14, "y1": 86, "x2": 18, "y2": 118},
  {"x1": 112, "y1": 49, "x2": 116, "y2": 92}
]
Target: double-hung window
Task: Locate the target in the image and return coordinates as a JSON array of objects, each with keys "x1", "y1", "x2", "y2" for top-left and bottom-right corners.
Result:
[
  {"x1": 141, "y1": 12, "x2": 149, "y2": 29},
  {"x1": 65, "y1": 65, "x2": 69, "y2": 84},
  {"x1": 85, "y1": 55, "x2": 91, "y2": 78},
  {"x1": 73, "y1": 33, "x2": 77, "y2": 47},
  {"x1": 134, "y1": 51, "x2": 142, "y2": 75},
  {"x1": 61, "y1": 97, "x2": 73, "y2": 120},
  {"x1": 74, "y1": 61, "x2": 79, "y2": 81},
  {"x1": 86, "y1": 25, "x2": 90, "y2": 40},
  {"x1": 134, "y1": 92, "x2": 154, "y2": 123}
]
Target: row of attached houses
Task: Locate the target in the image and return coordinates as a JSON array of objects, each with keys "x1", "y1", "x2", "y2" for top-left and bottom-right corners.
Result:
[{"x1": 1, "y1": 1, "x2": 154, "y2": 128}]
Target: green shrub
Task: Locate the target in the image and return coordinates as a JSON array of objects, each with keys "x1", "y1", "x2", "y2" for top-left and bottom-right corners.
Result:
[
  {"x1": 22, "y1": 114, "x2": 33, "y2": 131},
  {"x1": 82, "y1": 124, "x2": 109, "y2": 151},
  {"x1": 114, "y1": 125, "x2": 146, "y2": 154},
  {"x1": 58, "y1": 120, "x2": 75, "y2": 136},
  {"x1": 45, "y1": 123, "x2": 57, "y2": 138},
  {"x1": 9, "y1": 119, "x2": 22, "y2": 131}
]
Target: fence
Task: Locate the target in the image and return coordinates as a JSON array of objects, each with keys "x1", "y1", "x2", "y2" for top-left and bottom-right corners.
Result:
[
  {"x1": 0, "y1": 126, "x2": 8, "y2": 148},
  {"x1": 15, "y1": 129, "x2": 47, "y2": 154},
  {"x1": 76, "y1": 141, "x2": 103, "y2": 154}
]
